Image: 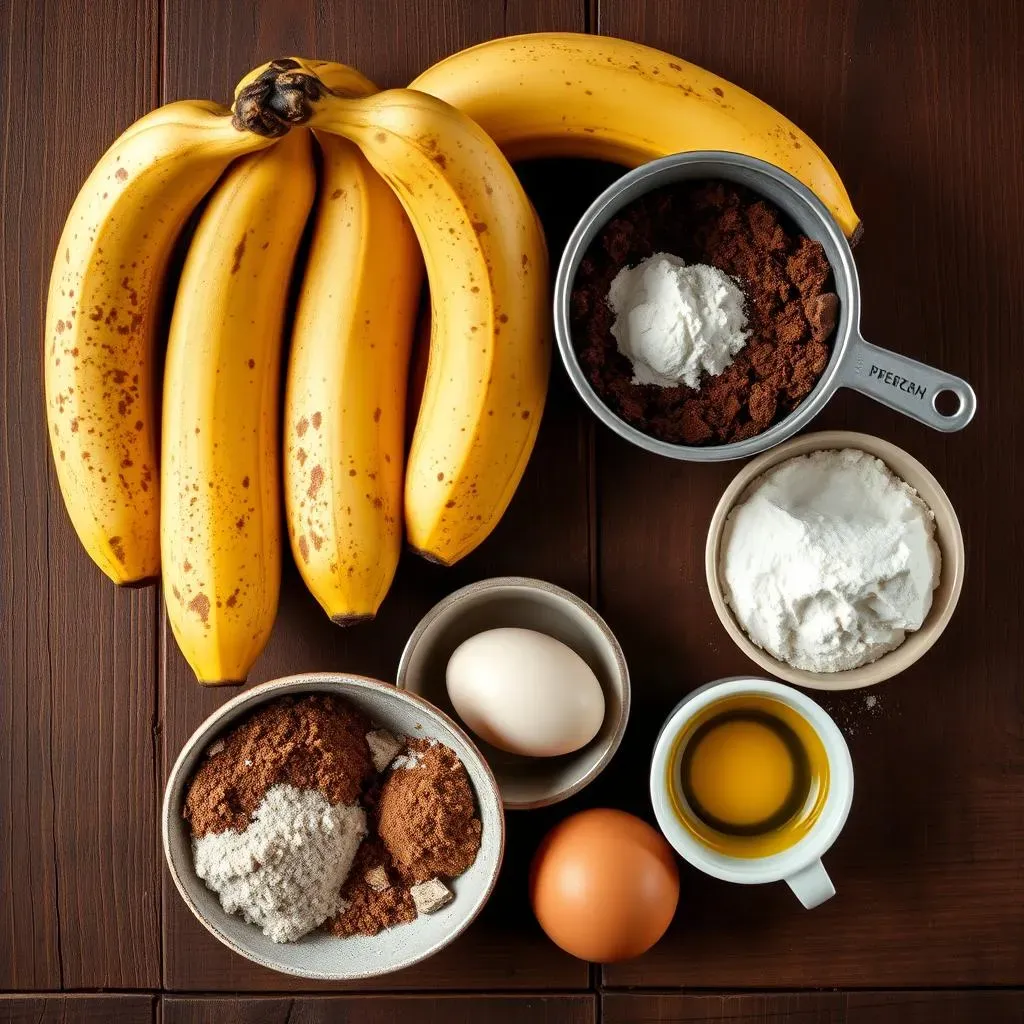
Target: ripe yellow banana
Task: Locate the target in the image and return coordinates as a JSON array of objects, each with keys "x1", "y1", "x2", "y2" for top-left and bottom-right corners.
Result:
[
  {"x1": 44, "y1": 100, "x2": 274, "y2": 585},
  {"x1": 236, "y1": 62, "x2": 550, "y2": 566},
  {"x1": 262, "y1": 61, "x2": 422, "y2": 623},
  {"x1": 411, "y1": 32, "x2": 860, "y2": 239},
  {"x1": 285, "y1": 130, "x2": 421, "y2": 622},
  {"x1": 162, "y1": 130, "x2": 315, "y2": 684}
]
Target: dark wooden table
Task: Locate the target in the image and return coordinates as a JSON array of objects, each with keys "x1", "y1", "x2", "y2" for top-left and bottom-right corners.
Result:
[{"x1": 2, "y1": 1, "x2": 1022, "y2": 1021}]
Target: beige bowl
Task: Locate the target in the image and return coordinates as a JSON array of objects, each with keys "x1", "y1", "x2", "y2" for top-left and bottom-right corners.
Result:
[
  {"x1": 162, "y1": 673, "x2": 504, "y2": 980},
  {"x1": 705, "y1": 431, "x2": 964, "y2": 690},
  {"x1": 397, "y1": 577, "x2": 630, "y2": 809}
]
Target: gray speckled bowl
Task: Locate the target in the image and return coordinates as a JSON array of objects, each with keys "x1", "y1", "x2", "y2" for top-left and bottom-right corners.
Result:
[
  {"x1": 162, "y1": 673, "x2": 504, "y2": 980},
  {"x1": 397, "y1": 577, "x2": 630, "y2": 809}
]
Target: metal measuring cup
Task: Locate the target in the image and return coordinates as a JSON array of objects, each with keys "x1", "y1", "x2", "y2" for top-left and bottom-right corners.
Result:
[{"x1": 553, "y1": 152, "x2": 977, "y2": 462}]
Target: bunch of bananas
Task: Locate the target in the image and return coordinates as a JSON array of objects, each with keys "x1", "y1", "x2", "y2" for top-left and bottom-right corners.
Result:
[{"x1": 44, "y1": 33, "x2": 858, "y2": 684}]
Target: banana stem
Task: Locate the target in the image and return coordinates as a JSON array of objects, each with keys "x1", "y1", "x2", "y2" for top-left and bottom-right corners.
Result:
[{"x1": 233, "y1": 61, "x2": 329, "y2": 137}]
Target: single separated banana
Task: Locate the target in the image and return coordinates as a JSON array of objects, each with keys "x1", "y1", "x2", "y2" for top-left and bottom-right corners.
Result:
[
  {"x1": 411, "y1": 32, "x2": 860, "y2": 239},
  {"x1": 236, "y1": 61, "x2": 550, "y2": 566},
  {"x1": 162, "y1": 130, "x2": 315, "y2": 684},
  {"x1": 45, "y1": 100, "x2": 275, "y2": 585}
]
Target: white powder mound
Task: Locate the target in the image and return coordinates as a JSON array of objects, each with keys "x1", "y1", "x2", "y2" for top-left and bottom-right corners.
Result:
[
  {"x1": 193, "y1": 783, "x2": 366, "y2": 943},
  {"x1": 720, "y1": 448, "x2": 941, "y2": 673},
  {"x1": 608, "y1": 252, "x2": 749, "y2": 389}
]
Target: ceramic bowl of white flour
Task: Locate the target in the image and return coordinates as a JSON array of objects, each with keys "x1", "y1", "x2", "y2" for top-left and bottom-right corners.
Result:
[
  {"x1": 162, "y1": 673, "x2": 504, "y2": 979},
  {"x1": 705, "y1": 430, "x2": 964, "y2": 690}
]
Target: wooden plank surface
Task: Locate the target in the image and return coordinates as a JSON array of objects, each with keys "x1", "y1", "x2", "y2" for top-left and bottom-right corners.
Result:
[
  {"x1": 162, "y1": 995, "x2": 595, "y2": 1024},
  {"x1": 159, "y1": 0, "x2": 593, "y2": 992},
  {"x1": 0, "y1": 996, "x2": 154, "y2": 1024},
  {"x1": 2, "y1": 0, "x2": 1022, "y2": 1001},
  {"x1": 594, "y1": 0, "x2": 1023, "y2": 990},
  {"x1": 602, "y1": 992, "x2": 1024, "y2": 1023},
  {"x1": 0, "y1": 0, "x2": 160, "y2": 991}
]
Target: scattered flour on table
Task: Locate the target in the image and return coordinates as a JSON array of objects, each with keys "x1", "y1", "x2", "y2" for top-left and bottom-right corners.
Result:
[
  {"x1": 820, "y1": 690, "x2": 891, "y2": 737},
  {"x1": 721, "y1": 448, "x2": 941, "y2": 673},
  {"x1": 193, "y1": 782, "x2": 366, "y2": 943}
]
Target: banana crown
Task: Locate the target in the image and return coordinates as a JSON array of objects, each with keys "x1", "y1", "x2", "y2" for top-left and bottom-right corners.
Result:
[{"x1": 233, "y1": 59, "x2": 329, "y2": 137}]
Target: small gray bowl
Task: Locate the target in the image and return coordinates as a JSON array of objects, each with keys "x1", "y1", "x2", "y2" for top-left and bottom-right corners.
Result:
[
  {"x1": 162, "y1": 673, "x2": 504, "y2": 980},
  {"x1": 554, "y1": 151, "x2": 976, "y2": 462},
  {"x1": 397, "y1": 577, "x2": 630, "y2": 809}
]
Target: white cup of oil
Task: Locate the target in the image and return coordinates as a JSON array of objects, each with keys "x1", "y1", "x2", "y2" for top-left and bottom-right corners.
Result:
[{"x1": 650, "y1": 677, "x2": 853, "y2": 908}]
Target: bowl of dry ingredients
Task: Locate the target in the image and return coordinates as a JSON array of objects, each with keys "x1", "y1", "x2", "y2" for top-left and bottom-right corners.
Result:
[
  {"x1": 554, "y1": 152, "x2": 976, "y2": 461},
  {"x1": 705, "y1": 431, "x2": 964, "y2": 690},
  {"x1": 162, "y1": 673, "x2": 503, "y2": 979}
]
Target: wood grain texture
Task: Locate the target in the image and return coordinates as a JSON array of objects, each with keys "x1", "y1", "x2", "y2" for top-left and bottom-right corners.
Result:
[
  {"x1": 0, "y1": 996, "x2": 154, "y2": 1024},
  {"x1": 603, "y1": 993, "x2": 845, "y2": 1023},
  {"x1": 602, "y1": 991, "x2": 1024, "y2": 1023},
  {"x1": 162, "y1": 995, "x2": 595, "y2": 1024},
  {"x1": 0, "y1": 0, "x2": 160, "y2": 991},
  {"x1": 159, "y1": 0, "x2": 593, "y2": 992},
  {"x1": 595, "y1": 0, "x2": 1024, "y2": 990},
  {"x1": 3, "y1": 0, "x2": 1022, "y2": 1001}
]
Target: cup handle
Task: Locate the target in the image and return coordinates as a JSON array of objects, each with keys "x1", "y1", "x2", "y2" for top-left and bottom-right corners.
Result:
[
  {"x1": 786, "y1": 859, "x2": 835, "y2": 909},
  {"x1": 838, "y1": 335, "x2": 977, "y2": 432}
]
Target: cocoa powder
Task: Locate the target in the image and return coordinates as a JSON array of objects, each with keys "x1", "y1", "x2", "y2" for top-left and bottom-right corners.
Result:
[
  {"x1": 184, "y1": 695, "x2": 374, "y2": 838},
  {"x1": 377, "y1": 741, "x2": 482, "y2": 883},
  {"x1": 327, "y1": 740, "x2": 482, "y2": 936},
  {"x1": 571, "y1": 181, "x2": 839, "y2": 444}
]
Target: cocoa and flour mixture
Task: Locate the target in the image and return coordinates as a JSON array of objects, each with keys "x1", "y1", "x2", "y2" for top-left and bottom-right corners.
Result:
[
  {"x1": 571, "y1": 180, "x2": 839, "y2": 444},
  {"x1": 184, "y1": 694, "x2": 374, "y2": 837},
  {"x1": 184, "y1": 696, "x2": 482, "y2": 941}
]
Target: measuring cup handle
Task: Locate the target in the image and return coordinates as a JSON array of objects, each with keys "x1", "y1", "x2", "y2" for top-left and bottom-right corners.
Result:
[{"x1": 839, "y1": 336, "x2": 977, "y2": 432}]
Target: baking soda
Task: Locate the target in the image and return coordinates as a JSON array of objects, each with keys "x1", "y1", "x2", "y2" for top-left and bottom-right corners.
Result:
[
  {"x1": 721, "y1": 448, "x2": 940, "y2": 672},
  {"x1": 608, "y1": 252, "x2": 748, "y2": 389}
]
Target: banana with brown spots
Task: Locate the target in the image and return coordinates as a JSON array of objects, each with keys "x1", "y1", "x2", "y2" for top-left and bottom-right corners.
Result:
[
  {"x1": 45, "y1": 100, "x2": 275, "y2": 584},
  {"x1": 284, "y1": 130, "x2": 422, "y2": 622},
  {"x1": 235, "y1": 61, "x2": 550, "y2": 565},
  {"x1": 411, "y1": 32, "x2": 860, "y2": 239},
  {"x1": 161, "y1": 130, "x2": 315, "y2": 684}
]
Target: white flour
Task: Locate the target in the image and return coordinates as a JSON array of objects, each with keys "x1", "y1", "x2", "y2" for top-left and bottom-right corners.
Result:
[
  {"x1": 193, "y1": 783, "x2": 366, "y2": 943},
  {"x1": 720, "y1": 448, "x2": 941, "y2": 672},
  {"x1": 607, "y1": 252, "x2": 748, "y2": 389}
]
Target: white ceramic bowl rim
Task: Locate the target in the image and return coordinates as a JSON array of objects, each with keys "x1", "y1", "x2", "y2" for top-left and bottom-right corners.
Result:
[
  {"x1": 649, "y1": 677, "x2": 854, "y2": 885},
  {"x1": 161, "y1": 672, "x2": 505, "y2": 980},
  {"x1": 704, "y1": 430, "x2": 965, "y2": 691}
]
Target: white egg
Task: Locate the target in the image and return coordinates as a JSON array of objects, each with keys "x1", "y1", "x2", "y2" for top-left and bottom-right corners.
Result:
[{"x1": 446, "y1": 627, "x2": 606, "y2": 757}]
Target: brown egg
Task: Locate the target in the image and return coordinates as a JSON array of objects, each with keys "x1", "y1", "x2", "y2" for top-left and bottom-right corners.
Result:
[{"x1": 529, "y1": 807, "x2": 680, "y2": 962}]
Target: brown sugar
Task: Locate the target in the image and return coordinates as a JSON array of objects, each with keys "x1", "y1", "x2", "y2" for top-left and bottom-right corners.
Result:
[
  {"x1": 571, "y1": 180, "x2": 838, "y2": 445},
  {"x1": 184, "y1": 695, "x2": 375, "y2": 838}
]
